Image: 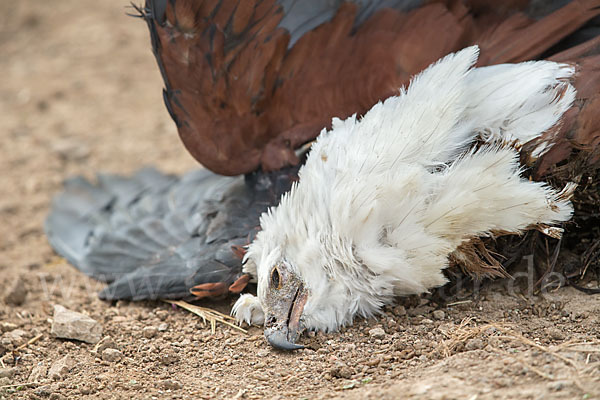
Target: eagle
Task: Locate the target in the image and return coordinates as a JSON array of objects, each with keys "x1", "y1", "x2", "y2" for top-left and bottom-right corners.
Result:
[{"x1": 45, "y1": 0, "x2": 600, "y2": 350}]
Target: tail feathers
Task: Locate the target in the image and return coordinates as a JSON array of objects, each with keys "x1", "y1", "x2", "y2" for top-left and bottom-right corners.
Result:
[
  {"x1": 423, "y1": 146, "x2": 574, "y2": 248},
  {"x1": 465, "y1": 60, "x2": 576, "y2": 147}
]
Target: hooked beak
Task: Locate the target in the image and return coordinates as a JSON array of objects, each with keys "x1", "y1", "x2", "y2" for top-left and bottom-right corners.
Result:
[{"x1": 264, "y1": 285, "x2": 308, "y2": 350}]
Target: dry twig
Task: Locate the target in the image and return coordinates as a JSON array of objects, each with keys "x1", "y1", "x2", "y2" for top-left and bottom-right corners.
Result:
[{"x1": 164, "y1": 300, "x2": 247, "y2": 334}]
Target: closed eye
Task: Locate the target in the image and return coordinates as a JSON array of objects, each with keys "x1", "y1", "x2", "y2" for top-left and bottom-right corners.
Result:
[{"x1": 271, "y1": 267, "x2": 281, "y2": 289}]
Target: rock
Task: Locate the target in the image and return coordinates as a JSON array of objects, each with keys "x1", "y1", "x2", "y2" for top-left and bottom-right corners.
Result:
[
  {"x1": 51, "y1": 305, "x2": 102, "y2": 344},
  {"x1": 408, "y1": 306, "x2": 434, "y2": 317},
  {"x1": 101, "y1": 348, "x2": 123, "y2": 363},
  {"x1": 29, "y1": 363, "x2": 48, "y2": 382},
  {"x1": 159, "y1": 353, "x2": 179, "y2": 365},
  {"x1": 369, "y1": 327, "x2": 386, "y2": 339},
  {"x1": 158, "y1": 379, "x2": 183, "y2": 390},
  {"x1": 34, "y1": 384, "x2": 53, "y2": 397},
  {"x1": 157, "y1": 323, "x2": 169, "y2": 332},
  {"x1": 5, "y1": 329, "x2": 27, "y2": 346},
  {"x1": 51, "y1": 139, "x2": 90, "y2": 162},
  {"x1": 142, "y1": 326, "x2": 157, "y2": 339},
  {"x1": 465, "y1": 338, "x2": 485, "y2": 351},
  {"x1": 4, "y1": 276, "x2": 27, "y2": 305},
  {"x1": 547, "y1": 327, "x2": 566, "y2": 341},
  {"x1": 93, "y1": 336, "x2": 118, "y2": 354},
  {"x1": 256, "y1": 349, "x2": 270, "y2": 358},
  {"x1": 432, "y1": 310, "x2": 445, "y2": 320},
  {"x1": 394, "y1": 305, "x2": 407, "y2": 316},
  {"x1": 156, "y1": 310, "x2": 168, "y2": 321},
  {"x1": 330, "y1": 363, "x2": 353, "y2": 379},
  {"x1": 48, "y1": 355, "x2": 75, "y2": 381},
  {"x1": 0, "y1": 377, "x2": 10, "y2": 386},
  {"x1": 0, "y1": 368, "x2": 16, "y2": 379},
  {"x1": 0, "y1": 322, "x2": 18, "y2": 333}
]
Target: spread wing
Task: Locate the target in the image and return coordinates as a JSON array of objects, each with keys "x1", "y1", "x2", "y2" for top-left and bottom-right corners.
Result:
[
  {"x1": 139, "y1": 0, "x2": 600, "y2": 175},
  {"x1": 45, "y1": 166, "x2": 299, "y2": 300}
]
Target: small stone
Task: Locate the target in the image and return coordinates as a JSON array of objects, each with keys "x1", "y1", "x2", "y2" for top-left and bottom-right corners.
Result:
[
  {"x1": 257, "y1": 349, "x2": 269, "y2": 357},
  {"x1": 51, "y1": 305, "x2": 102, "y2": 344},
  {"x1": 432, "y1": 310, "x2": 445, "y2": 320},
  {"x1": 368, "y1": 327, "x2": 386, "y2": 339},
  {"x1": 0, "y1": 322, "x2": 18, "y2": 333},
  {"x1": 420, "y1": 318, "x2": 434, "y2": 325},
  {"x1": 548, "y1": 380, "x2": 569, "y2": 391},
  {"x1": 156, "y1": 310, "x2": 168, "y2": 321},
  {"x1": 158, "y1": 379, "x2": 182, "y2": 390},
  {"x1": 547, "y1": 327, "x2": 565, "y2": 341},
  {"x1": 48, "y1": 355, "x2": 75, "y2": 380},
  {"x1": 4, "y1": 276, "x2": 27, "y2": 305},
  {"x1": 157, "y1": 323, "x2": 168, "y2": 332},
  {"x1": 29, "y1": 363, "x2": 48, "y2": 382},
  {"x1": 101, "y1": 348, "x2": 123, "y2": 363},
  {"x1": 93, "y1": 336, "x2": 118, "y2": 354},
  {"x1": 330, "y1": 363, "x2": 353, "y2": 379},
  {"x1": 465, "y1": 338, "x2": 485, "y2": 351},
  {"x1": 394, "y1": 305, "x2": 407, "y2": 316},
  {"x1": 159, "y1": 353, "x2": 179, "y2": 365},
  {"x1": 142, "y1": 326, "x2": 157, "y2": 339},
  {"x1": 34, "y1": 384, "x2": 53, "y2": 397},
  {"x1": 5, "y1": 329, "x2": 27, "y2": 346},
  {"x1": 0, "y1": 367, "x2": 16, "y2": 379}
]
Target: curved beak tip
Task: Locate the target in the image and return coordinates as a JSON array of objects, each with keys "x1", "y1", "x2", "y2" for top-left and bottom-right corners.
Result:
[{"x1": 265, "y1": 329, "x2": 304, "y2": 351}]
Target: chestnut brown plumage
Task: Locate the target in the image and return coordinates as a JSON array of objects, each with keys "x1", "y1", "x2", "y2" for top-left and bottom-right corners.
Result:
[{"x1": 140, "y1": 0, "x2": 600, "y2": 175}]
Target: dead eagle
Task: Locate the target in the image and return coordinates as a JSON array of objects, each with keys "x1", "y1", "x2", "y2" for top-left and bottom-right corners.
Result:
[
  {"x1": 231, "y1": 46, "x2": 576, "y2": 349},
  {"x1": 45, "y1": 0, "x2": 600, "y2": 351}
]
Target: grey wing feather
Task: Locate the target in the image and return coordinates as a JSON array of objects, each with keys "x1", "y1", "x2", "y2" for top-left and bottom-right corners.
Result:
[{"x1": 45, "y1": 166, "x2": 298, "y2": 300}]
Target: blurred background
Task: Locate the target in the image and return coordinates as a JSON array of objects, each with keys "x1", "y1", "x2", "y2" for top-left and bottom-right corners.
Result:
[{"x1": 0, "y1": 0, "x2": 198, "y2": 270}]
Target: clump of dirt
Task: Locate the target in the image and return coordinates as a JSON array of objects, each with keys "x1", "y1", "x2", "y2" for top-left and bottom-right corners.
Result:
[{"x1": 1, "y1": 1, "x2": 600, "y2": 399}]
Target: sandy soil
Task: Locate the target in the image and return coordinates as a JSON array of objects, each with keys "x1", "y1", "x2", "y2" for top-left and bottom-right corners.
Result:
[{"x1": 1, "y1": 1, "x2": 600, "y2": 399}]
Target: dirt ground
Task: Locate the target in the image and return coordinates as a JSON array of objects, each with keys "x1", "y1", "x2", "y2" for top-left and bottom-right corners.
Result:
[{"x1": 1, "y1": 1, "x2": 600, "y2": 399}]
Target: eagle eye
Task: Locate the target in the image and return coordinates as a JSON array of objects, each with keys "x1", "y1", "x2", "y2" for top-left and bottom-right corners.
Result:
[{"x1": 271, "y1": 267, "x2": 281, "y2": 289}]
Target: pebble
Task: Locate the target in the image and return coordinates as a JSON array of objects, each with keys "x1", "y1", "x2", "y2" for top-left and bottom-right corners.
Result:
[
  {"x1": 29, "y1": 363, "x2": 48, "y2": 382},
  {"x1": 546, "y1": 327, "x2": 565, "y2": 341},
  {"x1": 156, "y1": 310, "x2": 169, "y2": 321},
  {"x1": 5, "y1": 329, "x2": 27, "y2": 346},
  {"x1": 93, "y1": 336, "x2": 118, "y2": 354},
  {"x1": 101, "y1": 348, "x2": 123, "y2": 363},
  {"x1": 432, "y1": 310, "x2": 446, "y2": 320},
  {"x1": 48, "y1": 355, "x2": 75, "y2": 380},
  {"x1": 0, "y1": 367, "x2": 16, "y2": 379},
  {"x1": 51, "y1": 305, "x2": 102, "y2": 344},
  {"x1": 4, "y1": 275, "x2": 27, "y2": 305},
  {"x1": 158, "y1": 323, "x2": 169, "y2": 332},
  {"x1": 369, "y1": 327, "x2": 386, "y2": 339},
  {"x1": 256, "y1": 349, "x2": 270, "y2": 358},
  {"x1": 0, "y1": 322, "x2": 18, "y2": 333},
  {"x1": 329, "y1": 363, "x2": 353, "y2": 379},
  {"x1": 394, "y1": 305, "x2": 407, "y2": 316},
  {"x1": 159, "y1": 353, "x2": 179, "y2": 365},
  {"x1": 420, "y1": 318, "x2": 434, "y2": 325},
  {"x1": 465, "y1": 338, "x2": 485, "y2": 351},
  {"x1": 158, "y1": 379, "x2": 182, "y2": 390},
  {"x1": 143, "y1": 326, "x2": 158, "y2": 339}
]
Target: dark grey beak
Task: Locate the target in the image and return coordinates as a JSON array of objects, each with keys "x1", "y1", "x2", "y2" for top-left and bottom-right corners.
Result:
[
  {"x1": 265, "y1": 327, "x2": 304, "y2": 350},
  {"x1": 263, "y1": 286, "x2": 308, "y2": 351}
]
